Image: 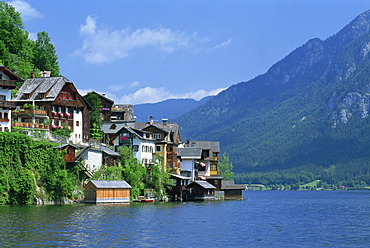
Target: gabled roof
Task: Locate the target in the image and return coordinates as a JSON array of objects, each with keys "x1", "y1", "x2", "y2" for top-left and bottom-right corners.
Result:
[
  {"x1": 101, "y1": 122, "x2": 155, "y2": 141},
  {"x1": 0, "y1": 65, "x2": 24, "y2": 82},
  {"x1": 135, "y1": 120, "x2": 180, "y2": 143},
  {"x1": 186, "y1": 180, "x2": 216, "y2": 189},
  {"x1": 178, "y1": 147, "x2": 202, "y2": 159},
  {"x1": 101, "y1": 146, "x2": 120, "y2": 157},
  {"x1": 12, "y1": 76, "x2": 78, "y2": 102},
  {"x1": 88, "y1": 180, "x2": 131, "y2": 189},
  {"x1": 184, "y1": 141, "x2": 220, "y2": 153},
  {"x1": 87, "y1": 91, "x2": 114, "y2": 104}
]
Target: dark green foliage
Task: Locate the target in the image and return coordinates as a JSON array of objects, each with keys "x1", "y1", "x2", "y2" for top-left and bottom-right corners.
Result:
[
  {"x1": 33, "y1": 31, "x2": 60, "y2": 76},
  {"x1": 0, "y1": 132, "x2": 77, "y2": 204},
  {"x1": 83, "y1": 92, "x2": 104, "y2": 141},
  {"x1": 0, "y1": 1, "x2": 59, "y2": 81},
  {"x1": 218, "y1": 153, "x2": 234, "y2": 180}
]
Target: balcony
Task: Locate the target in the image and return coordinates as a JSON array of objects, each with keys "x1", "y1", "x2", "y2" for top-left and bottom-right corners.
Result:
[
  {"x1": 12, "y1": 122, "x2": 50, "y2": 129},
  {"x1": 0, "y1": 101, "x2": 16, "y2": 109},
  {"x1": 0, "y1": 79, "x2": 17, "y2": 89},
  {"x1": 12, "y1": 109, "x2": 48, "y2": 117}
]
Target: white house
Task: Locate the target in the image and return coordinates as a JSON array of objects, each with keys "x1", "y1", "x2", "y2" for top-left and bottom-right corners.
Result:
[
  {"x1": 101, "y1": 122, "x2": 156, "y2": 167},
  {"x1": 0, "y1": 66, "x2": 23, "y2": 132}
]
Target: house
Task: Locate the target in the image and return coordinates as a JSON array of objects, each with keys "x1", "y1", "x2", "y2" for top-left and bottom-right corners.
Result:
[
  {"x1": 183, "y1": 140, "x2": 220, "y2": 178},
  {"x1": 136, "y1": 116, "x2": 181, "y2": 171},
  {"x1": 85, "y1": 91, "x2": 114, "y2": 122},
  {"x1": 84, "y1": 180, "x2": 131, "y2": 204},
  {"x1": 0, "y1": 66, "x2": 23, "y2": 132},
  {"x1": 185, "y1": 181, "x2": 216, "y2": 201},
  {"x1": 110, "y1": 104, "x2": 135, "y2": 122},
  {"x1": 11, "y1": 74, "x2": 91, "y2": 144},
  {"x1": 177, "y1": 147, "x2": 202, "y2": 181},
  {"x1": 168, "y1": 174, "x2": 191, "y2": 201},
  {"x1": 101, "y1": 123, "x2": 156, "y2": 167},
  {"x1": 54, "y1": 143, "x2": 78, "y2": 163},
  {"x1": 76, "y1": 144, "x2": 121, "y2": 177},
  {"x1": 220, "y1": 180, "x2": 245, "y2": 200}
]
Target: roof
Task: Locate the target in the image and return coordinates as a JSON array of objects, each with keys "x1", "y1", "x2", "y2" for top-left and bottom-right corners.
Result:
[
  {"x1": 221, "y1": 180, "x2": 246, "y2": 190},
  {"x1": 170, "y1": 174, "x2": 191, "y2": 180},
  {"x1": 184, "y1": 141, "x2": 220, "y2": 153},
  {"x1": 101, "y1": 146, "x2": 120, "y2": 157},
  {"x1": 11, "y1": 76, "x2": 87, "y2": 104},
  {"x1": 88, "y1": 91, "x2": 114, "y2": 104},
  {"x1": 101, "y1": 123, "x2": 155, "y2": 141},
  {"x1": 0, "y1": 65, "x2": 24, "y2": 82},
  {"x1": 186, "y1": 180, "x2": 216, "y2": 189},
  {"x1": 135, "y1": 120, "x2": 180, "y2": 144},
  {"x1": 177, "y1": 147, "x2": 202, "y2": 159},
  {"x1": 88, "y1": 180, "x2": 131, "y2": 189},
  {"x1": 54, "y1": 143, "x2": 78, "y2": 149}
]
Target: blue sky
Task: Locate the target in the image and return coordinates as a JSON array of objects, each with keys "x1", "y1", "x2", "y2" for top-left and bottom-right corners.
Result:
[{"x1": 7, "y1": 0, "x2": 370, "y2": 104}]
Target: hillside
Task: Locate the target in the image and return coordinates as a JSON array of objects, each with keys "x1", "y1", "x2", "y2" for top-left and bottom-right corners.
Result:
[
  {"x1": 175, "y1": 9, "x2": 370, "y2": 186},
  {"x1": 134, "y1": 97, "x2": 212, "y2": 122}
]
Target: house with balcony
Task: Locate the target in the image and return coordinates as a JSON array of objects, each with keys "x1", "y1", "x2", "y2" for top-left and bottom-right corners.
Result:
[
  {"x1": 85, "y1": 91, "x2": 115, "y2": 122},
  {"x1": 11, "y1": 74, "x2": 91, "y2": 144},
  {"x1": 0, "y1": 66, "x2": 23, "y2": 132},
  {"x1": 101, "y1": 122, "x2": 156, "y2": 167},
  {"x1": 136, "y1": 116, "x2": 181, "y2": 172}
]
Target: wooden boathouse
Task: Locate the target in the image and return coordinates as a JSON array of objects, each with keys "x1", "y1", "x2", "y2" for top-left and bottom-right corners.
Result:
[{"x1": 84, "y1": 180, "x2": 131, "y2": 204}]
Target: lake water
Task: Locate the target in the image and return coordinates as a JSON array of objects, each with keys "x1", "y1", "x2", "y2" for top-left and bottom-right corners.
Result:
[{"x1": 1, "y1": 190, "x2": 370, "y2": 247}]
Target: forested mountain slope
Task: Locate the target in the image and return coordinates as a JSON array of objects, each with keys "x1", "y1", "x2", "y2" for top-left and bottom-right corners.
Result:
[{"x1": 175, "y1": 10, "x2": 370, "y2": 186}]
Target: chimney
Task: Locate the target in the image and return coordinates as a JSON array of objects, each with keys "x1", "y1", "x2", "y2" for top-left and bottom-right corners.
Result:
[
  {"x1": 162, "y1": 118, "x2": 168, "y2": 125},
  {"x1": 30, "y1": 71, "x2": 35, "y2": 78},
  {"x1": 149, "y1": 116, "x2": 154, "y2": 125}
]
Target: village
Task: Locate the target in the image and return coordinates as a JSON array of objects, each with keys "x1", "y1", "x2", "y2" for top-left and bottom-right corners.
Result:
[{"x1": 0, "y1": 65, "x2": 244, "y2": 204}]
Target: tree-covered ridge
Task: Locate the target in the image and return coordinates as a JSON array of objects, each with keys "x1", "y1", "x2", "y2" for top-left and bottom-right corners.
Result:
[
  {"x1": 175, "y1": 9, "x2": 370, "y2": 187},
  {"x1": 0, "y1": 132, "x2": 79, "y2": 204},
  {"x1": 0, "y1": 1, "x2": 60, "y2": 81}
]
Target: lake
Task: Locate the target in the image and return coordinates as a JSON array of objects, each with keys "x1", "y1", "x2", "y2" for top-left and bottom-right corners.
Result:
[{"x1": 1, "y1": 190, "x2": 370, "y2": 247}]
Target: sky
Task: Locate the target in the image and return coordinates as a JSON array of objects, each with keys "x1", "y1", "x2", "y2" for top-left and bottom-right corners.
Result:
[{"x1": 6, "y1": 0, "x2": 370, "y2": 104}]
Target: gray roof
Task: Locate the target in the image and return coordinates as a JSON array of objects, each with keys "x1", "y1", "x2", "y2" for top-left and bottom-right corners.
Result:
[
  {"x1": 221, "y1": 180, "x2": 246, "y2": 190},
  {"x1": 135, "y1": 121, "x2": 180, "y2": 143},
  {"x1": 101, "y1": 146, "x2": 120, "y2": 157},
  {"x1": 170, "y1": 174, "x2": 191, "y2": 180},
  {"x1": 12, "y1": 77, "x2": 71, "y2": 101},
  {"x1": 186, "y1": 180, "x2": 216, "y2": 189},
  {"x1": 178, "y1": 147, "x2": 202, "y2": 159},
  {"x1": 184, "y1": 141, "x2": 220, "y2": 153},
  {"x1": 89, "y1": 180, "x2": 131, "y2": 189}
]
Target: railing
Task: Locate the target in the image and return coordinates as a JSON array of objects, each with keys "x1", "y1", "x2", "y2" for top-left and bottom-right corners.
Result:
[
  {"x1": 12, "y1": 122, "x2": 50, "y2": 129},
  {"x1": 0, "y1": 79, "x2": 17, "y2": 88},
  {"x1": 0, "y1": 101, "x2": 16, "y2": 109},
  {"x1": 12, "y1": 109, "x2": 48, "y2": 116}
]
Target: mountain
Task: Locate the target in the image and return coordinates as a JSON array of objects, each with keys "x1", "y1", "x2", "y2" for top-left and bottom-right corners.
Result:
[
  {"x1": 133, "y1": 97, "x2": 212, "y2": 122},
  {"x1": 175, "y1": 10, "x2": 370, "y2": 186}
]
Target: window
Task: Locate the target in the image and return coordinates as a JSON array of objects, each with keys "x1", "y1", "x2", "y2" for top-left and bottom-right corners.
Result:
[
  {"x1": 24, "y1": 94, "x2": 30, "y2": 99},
  {"x1": 153, "y1": 133, "x2": 161, "y2": 139},
  {"x1": 0, "y1": 95, "x2": 5, "y2": 101},
  {"x1": 39, "y1": 93, "x2": 46, "y2": 99},
  {"x1": 76, "y1": 121, "x2": 80, "y2": 126},
  {"x1": 210, "y1": 162, "x2": 218, "y2": 171},
  {"x1": 156, "y1": 145, "x2": 162, "y2": 152},
  {"x1": 133, "y1": 145, "x2": 139, "y2": 152},
  {"x1": 110, "y1": 124, "x2": 116, "y2": 129}
]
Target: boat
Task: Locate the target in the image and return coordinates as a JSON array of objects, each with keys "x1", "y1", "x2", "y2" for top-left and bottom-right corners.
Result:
[{"x1": 141, "y1": 198, "x2": 154, "y2": 202}]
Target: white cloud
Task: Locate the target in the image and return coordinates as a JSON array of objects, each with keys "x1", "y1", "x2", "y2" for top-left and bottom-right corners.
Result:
[
  {"x1": 113, "y1": 86, "x2": 226, "y2": 104},
  {"x1": 108, "y1": 84, "x2": 125, "y2": 92},
  {"x1": 130, "y1": 81, "x2": 140, "y2": 87},
  {"x1": 7, "y1": 1, "x2": 42, "y2": 19},
  {"x1": 208, "y1": 38, "x2": 232, "y2": 52},
  {"x1": 74, "y1": 15, "x2": 193, "y2": 64}
]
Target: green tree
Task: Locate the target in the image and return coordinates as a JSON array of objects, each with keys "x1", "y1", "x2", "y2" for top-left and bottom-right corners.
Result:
[
  {"x1": 146, "y1": 154, "x2": 173, "y2": 200},
  {"x1": 218, "y1": 153, "x2": 234, "y2": 180},
  {"x1": 83, "y1": 92, "x2": 104, "y2": 141},
  {"x1": 119, "y1": 146, "x2": 146, "y2": 200},
  {"x1": 33, "y1": 31, "x2": 60, "y2": 76}
]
